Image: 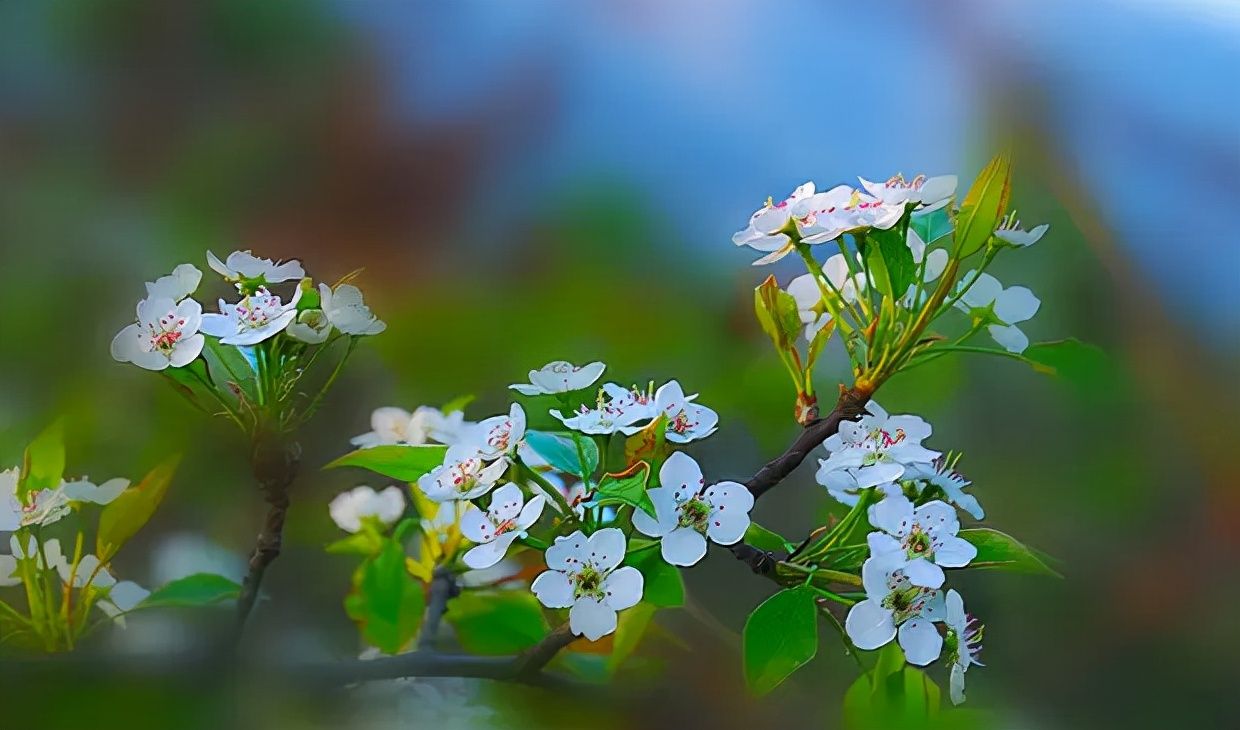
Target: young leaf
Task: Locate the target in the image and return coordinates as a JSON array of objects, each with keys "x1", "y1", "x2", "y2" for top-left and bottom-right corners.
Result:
[
  {"x1": 139, "y1": 573, "x2": 241, "y2": 608},
  {"x1": 18, "y1": 419, "x2": 66, "y2": 502},
  {"x1": 743, "y1": 522, "x2": 790, "y2": 555},
  {"x1": 911, "y1": 206, "x2": 953, "y2": 244},
  {"x1": 344, "y1": 539, "x2": 425, "y2": 654},
  {"x1": 953, "y1": 153, "x2": 1012, "y2": 258},
  {"x1": 864, "y1": 227, "x2": 917, "y2": 300},
  {"x1": 623, "y1": 415, "x2": 668, "y2": 472},
  {"x1": 524, "y1": 430, "x2": 598, "y2": 479},
  {"x1": 96, "y1": 456, "x2": 180, "y2": 561},
  {"x1": 624, "y1": 545, "x2": 685, "y2": 608},
  {"x1": 742, "y1": 586, "x2": 818, "y2": 696},
  {"x1": 960, "y1": 527, "x2": 1061, "y2": 577},
  {"x1": 324, "y1": 445, "x2": 448, "y2": 481},
  {"x1": 1023, "y1": 338, "x2": 1109, "y2": 383},
  {"x1": 445, "y1": 589, "x2": 549, "y2": 655},
  {"x1": 754, "y1": 274, "x2": 802, "y2": 351},
  {"x1": 593, "y1": 461, "x2": 656, "y2": 518},
  {"x1": 606, "y1": 602, "x2": 658, "y2": 676},
  {"x1": 440, "y1": 393, "x2": 475, "y2": 415},
  {"x1": 202, "y1": 338, "x2": 257, "y2": 403}
]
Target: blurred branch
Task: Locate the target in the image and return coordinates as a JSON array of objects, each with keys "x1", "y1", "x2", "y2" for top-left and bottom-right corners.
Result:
[{"x1": 417, "y1": 567, "x2": 459, "y2": 652}]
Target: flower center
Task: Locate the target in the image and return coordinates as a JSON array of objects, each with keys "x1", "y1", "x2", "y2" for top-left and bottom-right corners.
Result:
[
  {"x1": 884, "y1": 173, "x2": 926, "y2": 191},
  {"x1": 669, "y1": 409, "x2": 695, "y2": 435},
  {"x1": 677, "y1": 497, "x2": 711, "y2": 533},
  {"x1": 235, "y1": 288, "x2": 284, "y2": 330},
  {"x1": 449, "y1": 459, "x2": 483, "y2": 492},
  {"x1": 492, "y1": 517, "x2": 517, "y2": 536},
  {"x1": 904, "y1": 526, "x2": 933, "y2": 558},
  {"x1": 572, "y1": 565, "x2": 605, "y2": 600},
  {"x1": 147, "y1": 313, "x2": 187, "y2": 354},
  {"x1": 881, "y1": 572, "x2": 933, "y2": 624}
]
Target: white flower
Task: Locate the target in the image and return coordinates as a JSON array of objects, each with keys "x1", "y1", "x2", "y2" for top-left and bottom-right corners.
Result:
[
  {"x1": 320, "y1": 283, "x2": 386, "y2": 336},
  {"x1": 145, "y1": 263, "x2": 202, "y2": 302},
  {"x1": 329, "y1": 485, "x2": 406, "y2": 533},
  {"x1": 460, "y1": 483, "x2": 546, "y2": 569},
  {"x1": 845, "y1": 555, "x2": 945, "y2": 665},
  {"x1": 465, "y1": 404, "x2": 527, "y2": 461},
  {"x1": 865, "y1": 495, "x2": 977, "y2": 589},
  {"x1": 286, "y1": 309, "x2": 332, "y2": 344},
  {"x1": 550, "y1": 383, "x2": 652, "y2": 435},
  {"x1": 199, "y1": 285, "x2": 302, "y2": 346},
  {"x1": 620, "y1": 380, "x2": 717, "y2": 444},
  {"x1": 632, "y1": 452, "x2": 753, "y2": 566},
  {"x1": 0, "y1": 534, "x2": 67, "y2": 585},
  {"x1": 954, "y1": 273, "x2": 1040, "y2": 353},
  {"x1": 351, "y1": 406, "x2": 468, "y2": 448},
  {"x1": 732, "y1": 182, "x2": 817, "y2": 264},
  {"x1": 794, "y1": 186, "x2": 905, "y2": 246},
  {"x1": 207, "y1": 250, "x2": 304, "y2": 285},
  {"x1": 993, "y1": 214, "x2": 1048, "y2": 248},
  {"x1": 859, "y1": 173, "x2": 957, "y2": 213},
  {"x1": 903, "y1": 459, "x2": 984, "y2": 521},
  {"x1": 0, "y1": 469, "x2": 72, "y2": 531},
  {"x1": 817, "y1": 469, "x2": 901, "y2": 508},
  {"x1": 944, "y1": 588, "x2": 985, "y2": 705},
  {"x1": 787, "y1": 252, "x2": 867, "y2": 340},
  {"x1": 510, "y1": 360, "x2": 606, "y2": 396},
  {"x1": 111, "y1": 296, "x2": 206, "y2": 371},
  {"x1": 530, "y1": 528, "x2": 643, "y2": 641},
  {"x1": 816, "y1": 401, "x2": 940, "y2": 495},
  {"x1": 61, "y1": 477, "x2": 128, "y2": 505},
  {"x1": 417, "y1": 445, "x2": 508, "y2": 502}
]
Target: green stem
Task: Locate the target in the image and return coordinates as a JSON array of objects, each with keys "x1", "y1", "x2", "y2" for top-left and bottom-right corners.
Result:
[
  {"x1": 515, "y1": 458, "x2": 577, "y2": 524},
  {"x1": 294, "y1": 337, "x2": 358, "y2": 427}
]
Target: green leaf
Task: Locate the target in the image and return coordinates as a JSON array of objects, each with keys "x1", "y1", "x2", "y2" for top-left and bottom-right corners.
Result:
[
  {"x1": 294, "y1": 277, "x2": 321, "y2": 310},
  {"x1": 326, "y1": 530, "x2": 384, "y2": 556},
  {"x1": 440, "y1": 394, "x2": 475, "y2": 415},
  {"x1": 864, "y1": 226, "x2": 917, "y2": 299},
  {"x1": 344, "y1": 539, "x2": 425, "y2": 654},
  {"x1": 911, "y1": 207, "x2": 953, "y2": 244},
  {"x1": 202, "y1": 338, "x2": 257, "y2": 402},
  {"x1": 593, "y1": 461, "x2": 656, "y2": 518},
  {"x1": 323, "y1": 445, "x2": 447, "y2": 481},
  {"x1": 524, "y1": 430, "x2": 598, "y2": 479},
  {"x1": 445, "y1": 589, "x2": 549, "y2": 655},
  {"x1": 953, "y1": 153, "x2": 1012, "y2": 258},
  {"x1": 18, "y1": 419, "x2": 66, "y2": 503},
  {"x1": 754, "y1": 274, "x2": 802, "y2": 351},
  {"x1": 1023, "y1": 338, "x2": 1110, "y2": 385},
  {"x1": 960, "y1": 527, "x2": 1061, "y2": 577},
  {"x1": 743, "y1": 522, "x2": 790, "y2": 554},
  {"x1": 819, "y1": 543, "x2": 869, "y2": 573},
  {"x1": 844, "y1": 645, "x2": 943, "y2": 729},
  {"x1": 139, "y1": 573, "x2": 241, "y2": 608},
  {"x1": 96, "y1": 455, "x2": 179, "y2": 562},
  {"x1": 743, "y1": 586, "x2": 818, "y2": 696},
  {"x1": 624, "y1": 545, "x2": 684, "y2": 608},
  {"x1": 606, "y1": 602, "x2": 658, "y2": 676}
]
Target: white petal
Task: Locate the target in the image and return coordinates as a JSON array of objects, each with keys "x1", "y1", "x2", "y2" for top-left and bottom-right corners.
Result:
[
  {"x1": 944, "y1": 589, "x2": 966, "y2": 628},
  {"x1": 913, "y1": 501, "x2": 958, "y2": 533},
  {"x1": 487, "y1": 483, "x2": 525, "y2": 522},
  {"x1": 868, "y1": 495, "x2": 914, "y2": 536},
  {"x1": 463, "y1": 533, "x2": 519, "y2": 570},
  {"x1": 898, "y1": 618, "x2": 943, "y2": 666},
  {"x1": 988, "y1": 324, "x2": 1029, "y2": 353},
  {"x1": 994, "y1": 286, "x2": 1040, "y2": 324},
  {"x1": 516, "y1": 494, "x2": 546, "y2": 529},
  {"x1": 903, "y1": 557, "x2": 945, "y2": 589},
  {"x1": 950, "y1": 662, "x2": 967, "y2": 705},
  {"x1": 661, "y1": 527, "x2": 708, "y2": 567},
  {"x1": 544, "y1": 531, "x2": 589, "y2": 571},
  {"x1": 705, "y1": 496, "x2": 751, "y2": 546},
  {"x1": 658, "y1": 451, "x2": 704, "y2": 502},
  {"x1": 601, "y1": 565, "x2": 643, "y2": 611},
  {"x1": 0, "y1": 555, "x2": 19, "y2": 586},
  {"x1": 865, "y1": 531, "x2": 903, "y2": 560},
  {"x1": 109, "y1": 581, "x2": 150, "y2": 611},
  {"x1": 169, "y1": 334, "x2": 205, "y2": 368},
  {"x1": 458, "y1": 504, "x2": 493, "y2": 543},
  {"x1": 933, "y1": 535, "x2": 978, "y2": 568},
  {"x1": 845, "y1": 599, "x2": 896, "y2": 650},
  {"x1": 530, "y1": 570, "x2": 574, "y2": 608},
  {"x1": 586, "y1": 528, "x2": 627, "y2": 572},
  {"x1": 632, "y1": 488, "x2": 673, "y2": 537},
  {"x1": 569, "y1": 597, "x2": 617, "y2": 641}
]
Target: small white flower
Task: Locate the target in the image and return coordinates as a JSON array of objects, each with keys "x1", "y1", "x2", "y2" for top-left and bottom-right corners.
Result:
[
  {"x1": 207, "y1": 250, "x2": 305, "y2": 285},
  {"x1": 550, "y1": 383, "x2": 652, "y2": 435},
  {"x1": 61, "y1": 477, "x2": 128, "y2": 505},
  {"x1": 993, "y1": 213, "x2": 1048, "y2": 248},
  {"x1": 0, "y1": 468, "x2": 72, "y2": 531},
  {"x1": 145, "y1": 263, "x2": 202, "y2": 302},
  {"x1": 817, "y1": 469, "x2": 901, "y2": 507},
  {"x1": 465, "y1": 404, "x2": 527, "y2": 461},
  {"x1": 320, "y1": 283, "x2": 386, "y2": 336},
  {"x1": 620, "y1": 380, "x2": 717, "y2": 444},
  {"x1": 417, "y1": 445, "x2": 508, "y2": 502},
  {"x1": 351, "y1": 406, "x2": 468, "y2": 448},
  {"x1": 858, "y1": 173, "x2": 957, "y2": 213},
  {"x1": 199, "y1": 285, "x2": 302, "y2": 346},
  {"x1": 632, "y1": 452, "x2": 753, "y2": 567},
  {"x1": 944, "y1": 588, "x2": 985, "y2": 705},
  {"x1": 286, "y1": 309, "x2": 332, "y2": 344},
  {"x1": 786, "y1": 252, "x2": 867, "y2": 340},
  {"x1": 460, "y1": 483, "x2": 546, "y2": 569},
  {"x1": 0, "y1": 534, "x2": 68, "y2": 585},
  {"x1": 845, "y1": 555, "x2": 945, "y2": 665},
  {"x1": 900, "y1": 229, "x2": 950, "y2": 309},
  {"x1": 816, "y1": 401, "x2": 940, "y2": 496},
  {"x1": 903, "y1": 459, "x2": 984, "y2": 521},
  {"x1": 794, "y1": 186, "x2": 905, "y2": 246},
  {"x1": 510, "y1": 360, "x2": 606, "y2": 396},
  {"x1": 954, "y1": 272, "x2": 1040, "y2": 353},
  {"x1": 732, "y1": 181, "x2": 818, "y2": 264},
  {"x1": 865, "y1": 495, "x2": 977, "y2": 589},
  {"x1": 329, "y1": 485, "x2": 406, "y2": 533},
  {"x1": 111, "y1": 296, "x2": 206, "y2": 371},
  {"x1": 530, "y1": 528, "x2": 643, "y2": 641}
]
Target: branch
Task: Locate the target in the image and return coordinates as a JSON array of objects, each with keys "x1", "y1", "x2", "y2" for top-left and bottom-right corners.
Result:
[
  {"x1": 417, "y1": 567, "x2": 459, "y2": 651},
  {"x1": 232, "y1": 438, "x2": 301, "y2": 642}
]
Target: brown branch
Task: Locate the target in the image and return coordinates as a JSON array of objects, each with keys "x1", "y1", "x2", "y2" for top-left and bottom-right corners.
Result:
[
  {"x1": 232, "y1": 437, "x2": 301, "y2": 642},
  {"x1": 417, "y1": 567, "x2": 460, "y2": 651}
]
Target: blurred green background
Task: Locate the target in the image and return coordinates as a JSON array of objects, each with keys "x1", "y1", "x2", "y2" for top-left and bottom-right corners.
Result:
[{"x1": 1, "y1": 1, "x2": 1237, "y2": 728}]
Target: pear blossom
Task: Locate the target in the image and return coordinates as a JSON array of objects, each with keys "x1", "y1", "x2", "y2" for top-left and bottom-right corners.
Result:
[
  {"x1": 329, "y1": 485, "x2": 406, "y2": 533},
  {"x1": 111, "y1": 296, "x2": 206, "y2": 371},
  {"x1": 732, "y1": 181, "x2": 817, "y2": 264},
  {"x1": 845, "y1": 555, "x2": 945, "y2": 665},
  {"x1": 510, "y1": 360, "x2": 606, "y2": 396},
  {"x1": 200, "y1": 286, "x2": 302, "y2": 346},
  {"x1": 865, "y1": 495, "x2": 977, "y2": 589},
  {"x1": 531, "y1": 528, "x2": 643, "y2": 641},
  {"x1": 943, "y1": 588, "x2": 985, "y2": 705},
  {"x1": 47, "y1": 545, "x2": 149, "y2": 617},
  {"x1": 794, "y1": 186, "x2": 905, "y2": 246},
  {"x1": 954, "y1": 273, "x2": 1040, "y2": 353},
  {"x1": 61, "y1": 477, "x2": 128, "y2": 505},
  {"x1": 466, "y1": 404, "x2": 527, "y2": 461},
  {"x1": 286, "y1": 309, "x2": 332, "y2": 344},
  {"x1": 816, "y1": 401, "x2": 940, "y2": 496},
  {"x1": 417, "y1": 445, "x2": 508, "y2": 502},
  {"x1": 145, "y1": 263, "x2": 202, "y2": 302},
  {"x1": 351, "y1": 406, "x2": 469, "y2": 448},
  {"x1": 320, "y1": 283, "x2": 386, "y2": 336},
  {"x1": 207, "y1": 250, "x2": 304, "y2": 286},
  {"x1": 460, "y1": 483, "x2": 546, "y2": 569},
  {"x1": 817, "y1": 469, "x2": 900, "y2": 507},
  {"x1": 550, "y1": 383, "x2": 651, "y2": 435},
  {"x1": 993, "y1": 213, "x2": 1048, "y2": 248},
  {"x1": 786, "y1": 252, "x2": 867, "y2": 340},
  {"x1": 859, "y1": 173, "x2": 957, "y2": 213},
  {"x1": 0, "y1": 468, "x2": 72, "y2": 531},
  {"x1": 0, "y1": 534, "x2": 68, "y2": 586},
  {"x1": 903, "y1": 459, "x2": 985, "y2": 521},
  {"x1": 620, "y1": 380, "x2": 717, "y2": 444},
  {"x1": 632, "y1": 452, "x2": 753, "y2": 566}
]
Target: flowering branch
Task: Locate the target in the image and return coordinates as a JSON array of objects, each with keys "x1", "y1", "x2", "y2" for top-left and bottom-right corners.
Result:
[
  {"x1": 232, "y1": 437, "x2": 300, "y2": 641},
  {"x1": 417, "y1": 567, "x2": 459, "y2": 651}
]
